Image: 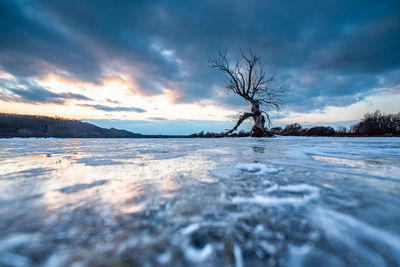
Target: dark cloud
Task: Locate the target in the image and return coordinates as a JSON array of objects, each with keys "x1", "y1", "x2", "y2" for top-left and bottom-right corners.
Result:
[
  {"x1": 106, "y1": 99, "x2": 122, "y2": 104},
  {"x1": 0, "y1": 0, "x2": 102, "y2": 82},
  {"x1": 0, "y1": 0, "x2": 399, "y2": 113},
  {"x1": 78, "y1": 104, "x2": 146, "y2": 113},
  {"x1": 311, "y1": 16, "x2": 400, "y2": 74},
  {"x1": 0, "y1": 78, "x2": 91, "y2": 104},
  {"x1": 10, "y1": 87, "x2": 90, "y2": 104},
  {"x1": 282, "y1": 71, "x2": 383, "y2": 112}
]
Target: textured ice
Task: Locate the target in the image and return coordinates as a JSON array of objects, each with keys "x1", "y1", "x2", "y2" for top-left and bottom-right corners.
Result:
[
  {"x1": 233, "y1": 244, "x2": 243, "y2": 267},
  {"x1": 210, "y1": 166, "x2": 240, "y2": 179},
  {"x1": 184, "y1": 243, "x2": 213, "y2": 262},
  {"x1": 0, "y1": 233, "x2": 39, "y2": 251},
  {"x1": 59, "y1": 180, "x2": 107, "y2": 194},
  {"x1": 235, "y1": 162, "x2": 279, "y2": 174},
  {"x1": 181, "y1": 223, "x2": 201, "y2": 235},
  {"x1": 231, "y1": 184, "x2": 319, "y2": 207},
  {"x1": 0, "y1": 234, "x2": 39, "y2": 267},
  {"x1": 75, "y1": 157, "x2": 122, "y2": 166},
  {"x1": 211, "y1": 162, "x2": 279, "y2": 179},
  {"x1": 0, "y1": 136, "x2": 399, "y2": 266}
]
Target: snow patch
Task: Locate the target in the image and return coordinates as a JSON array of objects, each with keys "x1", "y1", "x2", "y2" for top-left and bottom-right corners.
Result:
[
  {"x1": 184, "y1": 243, "x2": 213, "y2": 262},
  {"x1": 0, "y1": 233, "x2": 39, "y2": 251},
  {"x1": 181, "y1": 223, "x2": 200, "y2": 235},
  {"x1": 211, "y1": 162, "x2": 279, "y2": 179},
  {"x1": 235, "y1": 162, "x2": 279, "y2": 174},
  {"x1": 286, "y1": 244, "x2": 313, "y2": 267},
  {"x1": 233, "y1": 244, "x2": 243, "y2": 267},
  {"x1": 232, "y1": 194, "x2": 318, "y2": 207},
  {"x1": 0, "y1": 233, "x2": 39, "y2": 267},
  {"x1": 233, "y1": 183, "x2": 320, "y2": 207},
  {"x1": 157, "y1": 251, "x2": 172, "y2": 264},
  {"x1": 274, "y1": 183, "x2": 320, "y2": 193}
]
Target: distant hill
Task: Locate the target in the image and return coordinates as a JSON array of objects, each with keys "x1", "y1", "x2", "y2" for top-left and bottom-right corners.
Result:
[{"x1": 0, "y1": 113, "x2": 143, "y2": 138}]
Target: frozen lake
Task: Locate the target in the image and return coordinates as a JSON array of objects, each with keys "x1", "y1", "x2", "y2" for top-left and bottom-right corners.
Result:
[{"x1": 0, "y1": 137, "x2": 399, "y2": 266}]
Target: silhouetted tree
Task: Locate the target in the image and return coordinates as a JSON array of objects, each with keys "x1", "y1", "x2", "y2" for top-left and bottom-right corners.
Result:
[
  {"x1": 351, "y1": 110, "x2": 400, "y2": 136},
  {"x1": 336, "y1": 126, "x2": 347, "y2": 135},
  {"x1": 270, "y1": 127, "x2": 283, "y2": 135},
  {"x1": 281, "y1": 123, "x2": 302, "y2": 136},
  {"x1": 306, "y1": 126, "x2": 335, "y2": 136},
  {"x1": 209, "y1": 49, "x2": 286, "y2": 137}
]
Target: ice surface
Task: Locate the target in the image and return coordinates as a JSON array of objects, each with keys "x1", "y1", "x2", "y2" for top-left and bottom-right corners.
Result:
[
  {"x1": 58, "y1": 180, "x2": 107, "y2": 194},
  {"x1": 211, "y1": 162, "x2": 279, "y2": 179},
  {"x1": 231, "y1": 187, "x2": 319, "y2": 207},
  {"x1": 210, "y1": 166, "x2": 240, "y2": 179},
  {"x1": 0, "y1": 233, "x2": 39, "y2": 251},
  {"x1": 184, "y1": 243, "x2": 213, "y2": 262},
  {"x1": 0, "y1": 136, "x2": 399, "y2": 266},
  {"x1": 235, "y1": 162, "x2": 280, "y2": 174},
  {"x1": 181, "y1": 223, "x2": 201, "y2": 235},
  {"x1": 233, "y1": 244, "x2": 243, "y2": 267}
]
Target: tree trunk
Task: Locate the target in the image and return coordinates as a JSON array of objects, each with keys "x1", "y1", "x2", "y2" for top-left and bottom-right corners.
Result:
[
  {"x1": 250, "y1": 101, "x2": 267, "y2": 137},
  {"x1": 219, "y1": 101, "x2": 271, "y2": 137}
]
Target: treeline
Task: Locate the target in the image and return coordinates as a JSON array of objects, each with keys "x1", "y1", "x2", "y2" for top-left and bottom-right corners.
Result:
[
  {"x1": 189, "y1": 130, "x2": 251, "y2": 138},
  {"x1": 350, "y1": 111, "x2": 400, "y2": 136},
  {"x1": 191, "y1": 111, "x2": 400, "y2": 137},
  {"x1": 0, "y1": 113, "x2": 143, "y2": 138},
  {"x1": 270, "y1": 124, "x2": 337, "y2": 136},
  {"x1": 274, "y1": 111, "x2": 400, "y2": 137},
  {"x1": 2, "y1": 111, "x2": 399, "y2": 138},
  {"x1": 273, "y1": 111, "x2": 400, "y2": 137}
]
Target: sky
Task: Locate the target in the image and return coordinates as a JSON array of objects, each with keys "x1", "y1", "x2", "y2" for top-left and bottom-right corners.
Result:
[{"x1": 1, "y1": 0, "x2": 399, "y2": 134}]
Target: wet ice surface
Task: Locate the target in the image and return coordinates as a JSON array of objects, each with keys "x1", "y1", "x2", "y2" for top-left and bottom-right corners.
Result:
[{"x1": 0, "y1": 137, "x2": 399, "y2": 267}]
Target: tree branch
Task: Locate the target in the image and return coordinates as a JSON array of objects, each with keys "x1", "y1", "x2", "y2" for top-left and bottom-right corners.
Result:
[
  {"x1": 217, "y1": 112, "x2": 253, "y2": 137},
  {"x1": 209, "y1": 48, "x2": 287, "y2": 136}
]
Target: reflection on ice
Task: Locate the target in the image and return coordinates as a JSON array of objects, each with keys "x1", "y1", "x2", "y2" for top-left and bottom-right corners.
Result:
[{"x1": 0, "y1": 137, "x2": 399, "y2": 266}]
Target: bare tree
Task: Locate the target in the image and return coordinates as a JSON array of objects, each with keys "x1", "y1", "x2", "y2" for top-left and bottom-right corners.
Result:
[{"x1": 209, "y1": 49, "x2": 286, "y2": 137}]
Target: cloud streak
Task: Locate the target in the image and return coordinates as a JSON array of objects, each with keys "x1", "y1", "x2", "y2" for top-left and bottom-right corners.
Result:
[
  {"x1": 78, "y1": 104, "x2": 146, "y2": 113},
  {"x1": 0, "y1": 79, "x2": 92, "y2": 104}
]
